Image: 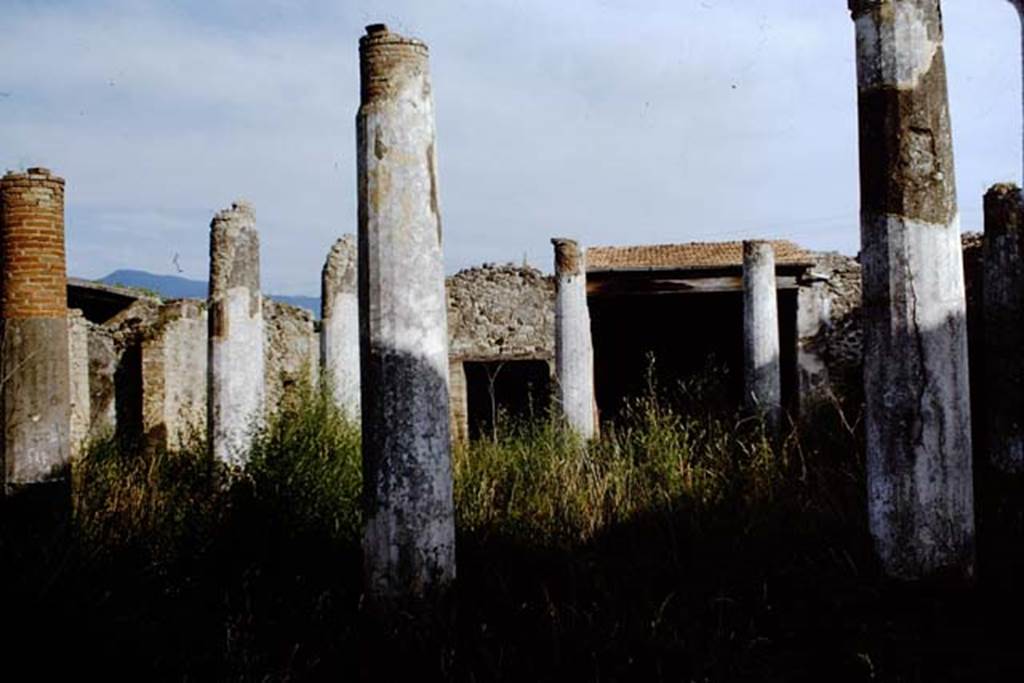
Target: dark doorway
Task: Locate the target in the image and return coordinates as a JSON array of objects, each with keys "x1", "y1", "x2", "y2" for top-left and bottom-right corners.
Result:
[
  {"x1": 589, "y1": 289, "x2": 797, "y2": 420},
  {"x1": 464, "y1": 360, "x2": 552, "y2": 440}
]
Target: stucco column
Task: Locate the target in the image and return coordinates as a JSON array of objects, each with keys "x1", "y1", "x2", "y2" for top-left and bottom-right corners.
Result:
[
  {"x1": 850, "y1": 0, "x2": 975, "y2": 580},
  {"x1": 742, "y1": 241, "x2": 782, "y2": 436},
  {"x1": 207, "y1": 200, "x2": 264, "y2": 468},
  {"x1": 983, "y1": 183, "x2": 1024, "y2": 472},
  {"x1": 552, "y1": 238, "x2": 596, "y2": 439},
  {"x1": 357, "y1": 24, "x2": 456, "y2": 607},
  {"x1": 0, "y1": 168, "x2": 71, "y2": 494},
  {"x1": 320, "y1": 234, "x2": 360, "y2": 420}
]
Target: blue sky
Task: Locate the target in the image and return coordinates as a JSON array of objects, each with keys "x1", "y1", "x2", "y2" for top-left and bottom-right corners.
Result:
[{"x1": 1, "y1": 0, "x2": 1019, "y2": 295}]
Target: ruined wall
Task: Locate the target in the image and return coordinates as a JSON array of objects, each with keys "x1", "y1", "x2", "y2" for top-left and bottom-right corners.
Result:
[
  {"x1": 264, "y1": 298, "x2": 317, "y2": 413},
  {"x1": 447, "y1": 263, "x2": 555, "y2": 361},
  {"x1": 87, "y1": 322, "x2": 118, "y2": 439},
  {"x1": 141, "y1": 300, "x2": 207, "y2": 451},
  {"x1": 68, "y1": 294, "x2": 315, "y2": 451},
  {"x1": 806, "y1": 251, "x2": 863, "y2": 405},
  {"x1": 801, "y1": 235, "x2": 983, "y2": 413}
]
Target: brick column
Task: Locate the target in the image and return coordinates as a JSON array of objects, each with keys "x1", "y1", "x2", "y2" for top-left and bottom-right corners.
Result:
[
  {"x1": 850, "y1": 0, "x2": 974, "y2": 580},
  {"x1": 207, "y1": 201, "x2": 264, "y2": 467},
  {"x1": 358, "y1": 24, "x2": 456, "y2": 608},
  {"x1": 320, "y1": 235, "x2": 360, "y2": 420},
  {"x1": 552, "y1": 238, "x2": 596, "y2": 439},
  {"x1": 0, "y1": 168, "x2": 71, "y2": 493}
]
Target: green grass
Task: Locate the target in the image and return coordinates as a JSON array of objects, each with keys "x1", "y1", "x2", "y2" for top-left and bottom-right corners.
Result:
[{"x1": 2, "y1": 374, "x2": 1023, "y2": 681}]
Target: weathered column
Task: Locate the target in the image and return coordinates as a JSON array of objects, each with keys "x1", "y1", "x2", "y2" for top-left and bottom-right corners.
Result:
[
  {"x1": 207, "y1": 201, "x2": 264, "y2": 467},
  {"x1": 0, "y1": 168, "x2": 71, "y2": 494},
  {"x1": 357, "y1": 24, "x2": 455, "y2": 606},
  {"x1": 552, "y1": 238, "x2": 596, "y2": 439},
  {"x1": 983, "y1": 183, "x2": 1024, "y2": 472},
  {"x1": 320, "y1": 235, "x2": 360, "y2": 420},
  {"x1": 850, "y1": 0, "x2": 975, "y2": 580},
  {"x1": 742, "y1": 240, "x2": 782, "y2": 436}
]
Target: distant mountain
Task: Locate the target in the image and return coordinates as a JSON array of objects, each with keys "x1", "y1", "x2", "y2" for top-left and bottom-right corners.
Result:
[
  {"x1": 100, "y1": 269, "x2": 206, "y2": 298},
  {"x1": 97, "y1": 269, "x2": 320, "y2": 317}
]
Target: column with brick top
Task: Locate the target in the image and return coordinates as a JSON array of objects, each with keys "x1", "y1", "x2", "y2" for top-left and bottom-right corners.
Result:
[
  {"x1": 320, "y1": 235, "x2": 360, "y2": 420},
  {"x1": 0, "y1": 168, "x2": 72, "y2": 493},
  {"x1": 552, "y1": 237, "x2": 596, "y2": 440},
  {"x1": 742, "y1": 240, "x2": 782, "y2": 437},
  {"x1": 357, "y1": 24, "x2": 456, "y2": 606},
  {"x1": 849, "y1": 0, "x2": 975, "y2": 580},
  {"x1": 207, "y1": 201, "x2": 264, "y2": 467}
]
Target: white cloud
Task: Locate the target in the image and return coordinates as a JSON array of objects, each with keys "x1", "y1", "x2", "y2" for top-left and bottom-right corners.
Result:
[{"x1": 0, "y1": 0, "x2": 1019, "y2": 293}]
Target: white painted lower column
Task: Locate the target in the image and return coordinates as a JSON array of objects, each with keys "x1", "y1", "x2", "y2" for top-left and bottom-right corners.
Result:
[
  {"x1": 552, "y1": 237, "x2": 596, "y2": 440},
  {"x1": 207, "y1": 201, "x2": 265, "y2": 468},
  {"x1": 742, "y1": 240, "x2": 782, "y2": 437},
  {"x1": 320, "y1": 234, "x2": 360, "y2": 420}
]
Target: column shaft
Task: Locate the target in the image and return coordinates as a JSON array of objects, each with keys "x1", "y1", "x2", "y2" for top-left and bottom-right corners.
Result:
[
  {"x1": 207, "y1": 201, "x2": 264, "y2": 467},
  {"x1": 358, "y1": 24, "x2": 456, "y2": 606},
  {"x1": 0, "y1": 168, "x2": 71, "y2": 493},
  {"x1": 320, "y1": 235, "x2": 360, "y2": 420},
  {"x1": 983, "y1": 183, "x2": 1024, "y2": 472},
  {"x1": 742, "y1": 241, "x2": 782, "y2": 435},
  {"x1": 552, "y1": 238, "x2": 596, "y2": 439},
  {"x1": 850, "y1": 0, "x2": 975, "y2": 580}
]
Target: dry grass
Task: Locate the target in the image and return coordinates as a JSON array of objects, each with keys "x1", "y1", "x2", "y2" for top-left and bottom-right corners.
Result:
[{"x1": 2, "y1": 373, "x2": 1022, "y2": 681}]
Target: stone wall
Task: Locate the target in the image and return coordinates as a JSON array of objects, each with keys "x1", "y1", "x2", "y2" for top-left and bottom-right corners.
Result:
[
  {"x1": 141, "y1": 300, "x2": 207, "y2": 452},
  {"x1": 64, "y1": 240, "x2": 990, "y2": 450},
  {"x1": 86, "y1": 322, "x2": 118, "y2": 440},
  {"x1": 447, "y1": 263, "x2": 554, "y2": 361},
  {"x1": 800, "y1": 236, "x2": 982, "y2": 414},
  {"x1": 264, "y1": 298, "x2": 317, "y2": 413},
  {"x1": 69, "y1": 293, "x2": 317, "y2": 451},
  {"x1": 806, "y1": 251, "x2": 863, "y2": 405}
]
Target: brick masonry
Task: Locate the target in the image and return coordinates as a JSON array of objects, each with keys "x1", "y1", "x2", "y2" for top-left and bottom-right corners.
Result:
[{"x1": 1, "y1": 168, "x2": 68, "y2": 318}]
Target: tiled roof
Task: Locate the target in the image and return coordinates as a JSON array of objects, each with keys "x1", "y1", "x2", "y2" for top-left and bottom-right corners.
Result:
[{"x1": 586, "y1": 240, "x2": 814, "y2": 271}]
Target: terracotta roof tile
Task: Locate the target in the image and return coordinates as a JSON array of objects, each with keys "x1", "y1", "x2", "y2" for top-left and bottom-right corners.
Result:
[{"x1": 586, "y1": 240, "x2": 813, "y2": 271}]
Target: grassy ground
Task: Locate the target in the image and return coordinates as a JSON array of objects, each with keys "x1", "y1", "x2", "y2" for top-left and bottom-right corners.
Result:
[{"x1": 2, "y1": 376, "x2": 1023, "y2": 681}]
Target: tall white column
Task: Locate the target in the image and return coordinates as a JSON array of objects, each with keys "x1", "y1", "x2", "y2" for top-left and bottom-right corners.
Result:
[
  {"x1": 357, "y1": 24, "x2": 456, "y2": 607},
  {"x1": 207, "y1": 200, "x2": 264, "y2": 468},
  {"x1": 320, "y1": 234, "x2": 360, "y2": 420},
  {"x1": 742, "y1": 240, "x2": 782, "y2": 436},
  {"x1": 552, "y1": 238, "x2": 596, "y2": 439},
  {"x1": 850, "y1": 0, "x2": 975, "y2": 580}
]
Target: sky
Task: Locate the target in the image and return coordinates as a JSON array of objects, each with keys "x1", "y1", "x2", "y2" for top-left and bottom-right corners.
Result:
[{"x1": 1, "y1": 0, "x2": 1020, "y2": 295}]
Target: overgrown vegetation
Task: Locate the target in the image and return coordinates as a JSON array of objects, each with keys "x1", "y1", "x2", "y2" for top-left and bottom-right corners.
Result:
[{"x1": 2, "y1": 373, "x2": 1023, "y2": 681}]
